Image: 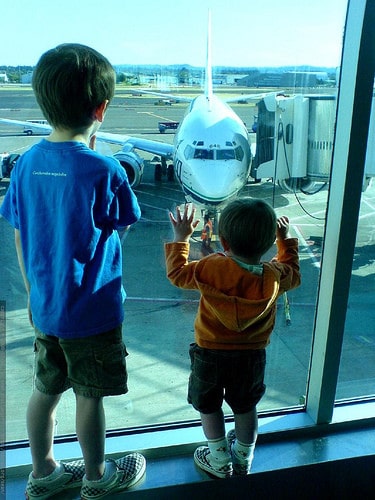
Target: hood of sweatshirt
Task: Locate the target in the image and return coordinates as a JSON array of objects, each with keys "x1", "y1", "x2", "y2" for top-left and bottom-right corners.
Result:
[{"x1": 195, "y1": 255, "x2": 281, "y2": 333}]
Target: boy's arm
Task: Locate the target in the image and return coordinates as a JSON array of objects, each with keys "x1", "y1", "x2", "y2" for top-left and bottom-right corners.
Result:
[
  {"x1": 15, "y1": 229, "x2": 29, "y2": 294},
  {"x1": 14, "y1": 229, "x2": 33, "y2": 326},
  {"x1": 273, "y1": 238, "x2": 301, "y2": 291},
  {"x1": 272, "y1": 216, "x2": 301, "y2": 291},
  {"x1": 165, "y1": 204, "x2": 200, "y2": 289},
  {"x1": 115, "y1": 181, "x2": 141, "y2": 228},
  {"x1": 164, "y1": 242, "x2": 199, "y2": 289}
]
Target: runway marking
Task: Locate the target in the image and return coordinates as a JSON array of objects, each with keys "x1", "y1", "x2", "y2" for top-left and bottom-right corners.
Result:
[
  {"x1": 358, "y1": 210, "x2": 375, "y2": 222},
  {"x1": 126, "y1": 296, "x2": 317, "y2": 307},
  {"x1": 136, "y1": 182, "x2": 183, "y2": 194},
  {"x1": 294, "y1": 224, "x2": 321, "y2": 269},
  {"x1": 356, "y1": 335, "x2": 373, "y2": 345},
  {"x1": 127, "y1": 296, "x2": 199, "y2": 303},
  {"x1": 362, "y1": 197, "x2": 375, "y2": 212},
  {"x1": 135, "y1": 189, "x2": 183, "y2": 204},
  {"x1": 138, "y1": 202, "x2": 170, "y2": 214},
  {"x1": 138, "y1": 111, "x2": 172, "y2": 120}
]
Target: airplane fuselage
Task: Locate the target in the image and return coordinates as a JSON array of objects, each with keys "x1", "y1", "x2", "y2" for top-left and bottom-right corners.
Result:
[{"x1": 173, "y1": 94, "x2": 251, "y2": 207}]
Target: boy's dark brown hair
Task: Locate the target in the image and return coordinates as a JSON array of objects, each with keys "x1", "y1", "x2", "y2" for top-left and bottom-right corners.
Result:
[
  {"x1": 219, "y1": 198, "x2": 277, "y2": 259},
  {"x1": 32, "y1": 43, "x2": 116, "y2": 131}
]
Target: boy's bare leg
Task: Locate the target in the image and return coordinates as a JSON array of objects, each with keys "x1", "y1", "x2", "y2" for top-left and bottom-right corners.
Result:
[
  {"x1": 234, "y1": 408, "x2": 258, "y2": 444},
  {"x1": 26, "y1": 389, "x2": 61, "y2": 478},
  {"x1": 200, "y1": 408, "x2": 258, "y2": 443},
  {"x1": 197, "y1": 409, "x2": 231, "y2": 469},
  {"x1": 200, "y1": 409, "x2": 225, "y2": 439},
  {"x1": 76, "y1": 394, "x2": 105, "y2": 480}
]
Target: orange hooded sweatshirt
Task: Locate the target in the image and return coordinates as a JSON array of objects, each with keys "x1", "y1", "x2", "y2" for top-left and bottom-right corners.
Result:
[{"x1": 165, "y1": 238, "x2": 300, "y2": 350}]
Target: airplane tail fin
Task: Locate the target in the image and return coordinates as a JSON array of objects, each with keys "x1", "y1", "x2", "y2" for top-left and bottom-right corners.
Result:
[{"x1": 204, "y1": 9, "x2": 213, "y2": 105}]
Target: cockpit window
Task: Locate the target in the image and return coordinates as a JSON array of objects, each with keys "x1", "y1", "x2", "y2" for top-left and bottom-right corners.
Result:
[
  {"x1": 216, "y1": 149, "x2": 235, "y2": 160},
  {"x1": 184, "y1": 144, "x2": 194, "y2": 160},
  {"x1": 185, "y1": 144, "x2": 242, "y2": 161},
  {"x1": 193, "y1": 149, "x2": 214, "y2": 160},
  {"x1": 235, "y1": 146, "x2": 244, "y2": 161}
]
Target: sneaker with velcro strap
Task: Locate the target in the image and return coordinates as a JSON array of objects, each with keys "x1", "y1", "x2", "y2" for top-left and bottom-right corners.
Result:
[
  {"x1": 80, "y1": 452, "x2": 146, "y2": 499},
  {"x1": 25, "y1": 459, "x2": 85, "y2": 499}
]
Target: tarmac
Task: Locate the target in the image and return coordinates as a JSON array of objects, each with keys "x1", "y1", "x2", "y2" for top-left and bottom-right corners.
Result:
[{"x1": 1, "y1": 87, "x2": 374, "y2": 443}]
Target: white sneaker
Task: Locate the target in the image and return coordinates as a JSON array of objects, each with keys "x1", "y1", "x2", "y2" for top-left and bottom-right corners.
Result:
[
  {"x1": 25, "y1": 460, "x2": 85, "y2": 499},
  {"x1": 227, "y1": 429, "x2": 252, "y2": 475},
  {"x1": 194, "y1": 446, "x2": 233, "y2": 479},
  {"x1": 80, "y1": 453, "x2": 146, "y2": 499}
]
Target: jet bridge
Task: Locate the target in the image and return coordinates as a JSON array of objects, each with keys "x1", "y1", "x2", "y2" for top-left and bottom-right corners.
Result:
[{"x1": 251, "y1": 93, "x2": 375, "y2": 192}]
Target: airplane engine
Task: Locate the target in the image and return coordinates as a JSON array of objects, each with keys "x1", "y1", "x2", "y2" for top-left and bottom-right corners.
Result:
[
  {"x1": 0, "y1": 153, "x2": 20, "y2": 179},
  {"x1": 113, "y1": 150, "x2": 144, "y2": 187}
]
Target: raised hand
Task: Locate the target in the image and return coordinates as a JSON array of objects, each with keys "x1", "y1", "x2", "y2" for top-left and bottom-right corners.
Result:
[
  {"x1": 276, "y1": 216, "x2": 290, "y2": 240},
  {"x1": 169, "y1": 204, "x2": 200, "y2": 242}
]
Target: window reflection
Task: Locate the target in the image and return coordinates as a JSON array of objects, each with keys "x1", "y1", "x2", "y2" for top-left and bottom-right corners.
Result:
[{"x1": 336, "y1": 183, "x2": 375, "y2": 401}]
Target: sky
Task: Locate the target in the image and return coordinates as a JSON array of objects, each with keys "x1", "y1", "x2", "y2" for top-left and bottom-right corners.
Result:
[{"x1": 0, "y1": 0, "x2": 348, "y2": 68}]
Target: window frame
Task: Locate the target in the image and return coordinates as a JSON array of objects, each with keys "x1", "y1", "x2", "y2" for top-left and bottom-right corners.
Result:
[
  {"x1": 307, "y1": 0, "x2": 375, "y2": 424},
  {"x1": 4, "y1": 0, "x2": 375, "y2": 466}
]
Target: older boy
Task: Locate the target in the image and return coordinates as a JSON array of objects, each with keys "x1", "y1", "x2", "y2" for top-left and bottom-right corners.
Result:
[{"x1": 0, "y1": 44, "x2": 145, "y2": 499}]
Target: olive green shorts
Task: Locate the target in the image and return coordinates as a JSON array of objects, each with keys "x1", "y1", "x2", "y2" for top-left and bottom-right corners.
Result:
[
  {"x1": 33, "y1": 326, "x2": 128, "y2": 398},
  {"x1": 188, "y1": 343, "x2": 266, "y2": 414}
]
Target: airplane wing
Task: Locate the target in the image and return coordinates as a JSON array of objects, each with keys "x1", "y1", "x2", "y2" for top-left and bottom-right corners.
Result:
[
  {"x1": 96, "y1": 131, "x2": 174, "y2": 158},
  {"x1": 0, "y1": 117, "x2": 52, "y2": 131},
  {"x1": 130, "y1": 88, "x2": 193, "y2": 103},
  {"x1": 224, "y1": 91, "x2": 285, "y2": 103},
  {"x1": 0, "y1": 118, "x2": 174, "y2": 159},
  {"x1": 131, "y1": 88, "x2": 283, "y2": 106}
]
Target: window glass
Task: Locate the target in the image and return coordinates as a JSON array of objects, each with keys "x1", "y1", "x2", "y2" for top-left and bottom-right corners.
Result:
[
  {"x1": 0, "y1": 0, "x2": 349, "y2": 442},
  {"x1": 193, "y1": 148, "x2": 214, "y2": 159},
  {"x1": 184, "y1": 144, "x2": 194, "y2": 160},
  {"x1": 216, "y1": 149, "x2": 235, "y2": 160},
  {"x1": 336, "y1": 181, "x2": 375, "y2": 401},
  {"x1": 235, "y1": 146, "x2": 244, "y2": 161}
]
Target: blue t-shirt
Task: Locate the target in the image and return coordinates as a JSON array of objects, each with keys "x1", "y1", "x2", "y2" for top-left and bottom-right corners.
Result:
[{"x1": 0, "y1": 139, "x2": 141, "y2": 338}]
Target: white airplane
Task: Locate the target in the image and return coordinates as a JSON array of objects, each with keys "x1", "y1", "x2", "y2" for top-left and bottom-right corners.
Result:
[{"x1": 0, "y1": 12, "x2": 273, "y2": 212}]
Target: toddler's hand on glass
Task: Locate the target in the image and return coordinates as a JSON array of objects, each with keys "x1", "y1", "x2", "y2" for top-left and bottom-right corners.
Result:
[{"x1": 169, "y1": 204, "x2": 200, "y2": 242}]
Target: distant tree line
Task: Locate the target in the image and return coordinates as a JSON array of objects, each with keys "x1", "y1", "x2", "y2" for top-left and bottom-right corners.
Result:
[
  {"x1": 1, "y1": 64, "x2": 336, "y2": 85},
  {"x1": 0, "y1": 65, "x2": 200, "y2": 85},
  {"x1": 0, "y1": 66, "x2": 34, "y2": 83}
]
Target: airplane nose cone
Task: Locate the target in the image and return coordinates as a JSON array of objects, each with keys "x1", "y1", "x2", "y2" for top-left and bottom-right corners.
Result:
[{"x1": 190, "y1": 160, "x2": 245, "y2": 202}]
